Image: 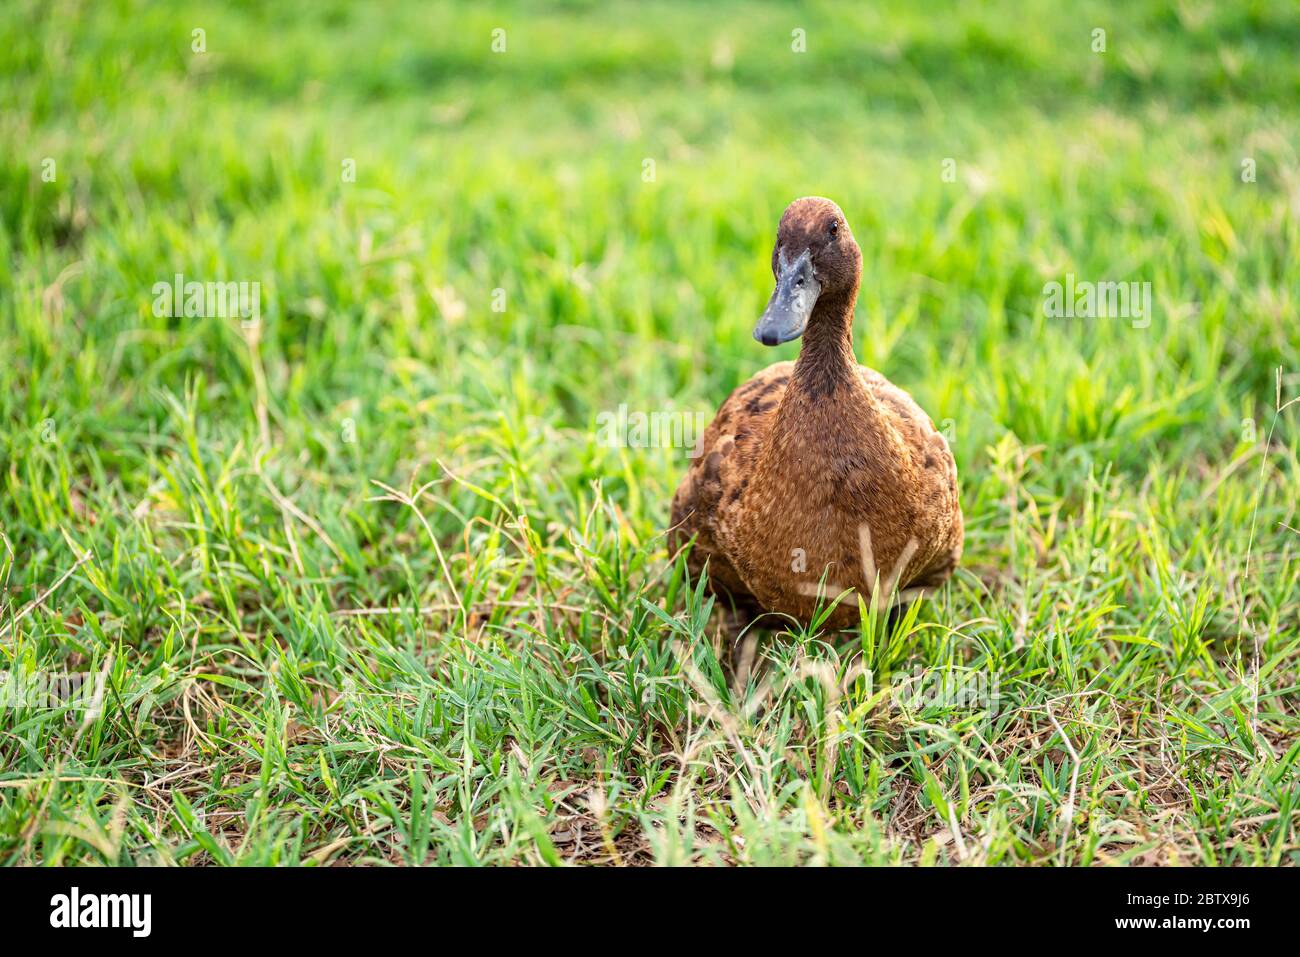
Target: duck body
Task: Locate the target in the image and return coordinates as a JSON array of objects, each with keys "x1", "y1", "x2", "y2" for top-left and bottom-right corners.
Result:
[{"x1": 670, "y1": 198, "x2": 962, "y2": 630}]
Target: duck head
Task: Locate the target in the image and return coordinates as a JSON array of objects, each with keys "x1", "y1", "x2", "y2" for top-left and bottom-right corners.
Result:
[{"x1": 753, "y1": 197, "x2": 862, "y2": 346}]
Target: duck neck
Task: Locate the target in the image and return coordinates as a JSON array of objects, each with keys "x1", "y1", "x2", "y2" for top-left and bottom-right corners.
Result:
[
  {"x1": 743, "y1": 276, "x2": 902, "y2": 538},
  {"x1": 791, "y1": 285, "x2": 859, "y2": 399},
  {"x1": 770, "y1": 278, "x2": 902, "y2": 463}
]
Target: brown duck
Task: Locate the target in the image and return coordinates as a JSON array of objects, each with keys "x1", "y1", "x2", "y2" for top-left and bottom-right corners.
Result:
[{"x1": 670, "y1": 197, "x2": 963, "y2": 630}]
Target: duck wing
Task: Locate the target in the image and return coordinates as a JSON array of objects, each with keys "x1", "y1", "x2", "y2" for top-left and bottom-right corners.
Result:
[
  {"x1": 669, "y1": 361, "x2": 794, "y2": 609},
  {"x1": 857, "y1": 365, "x2": 963, "y2": 584}
]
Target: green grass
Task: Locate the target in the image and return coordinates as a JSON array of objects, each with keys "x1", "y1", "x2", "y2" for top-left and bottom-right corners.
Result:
[{"x1": 1, "y1": 0, "x2": 1297, "y2": 865}]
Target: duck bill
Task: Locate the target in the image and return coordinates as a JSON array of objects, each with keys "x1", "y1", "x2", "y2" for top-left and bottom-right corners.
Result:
[{"x1": 753, "y1": 249, "x2": 820, "y2": 346}]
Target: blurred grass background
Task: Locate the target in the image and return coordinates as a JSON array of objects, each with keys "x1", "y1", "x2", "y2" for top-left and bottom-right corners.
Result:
[{"x1": 0, "y1": 0, "x2": 1297, "y2": 865}]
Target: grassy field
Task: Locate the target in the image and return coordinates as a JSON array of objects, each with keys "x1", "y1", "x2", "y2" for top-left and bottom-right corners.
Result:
[{"x1": 1, "y1": 0, "x2": 1297, "y2": 866}]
